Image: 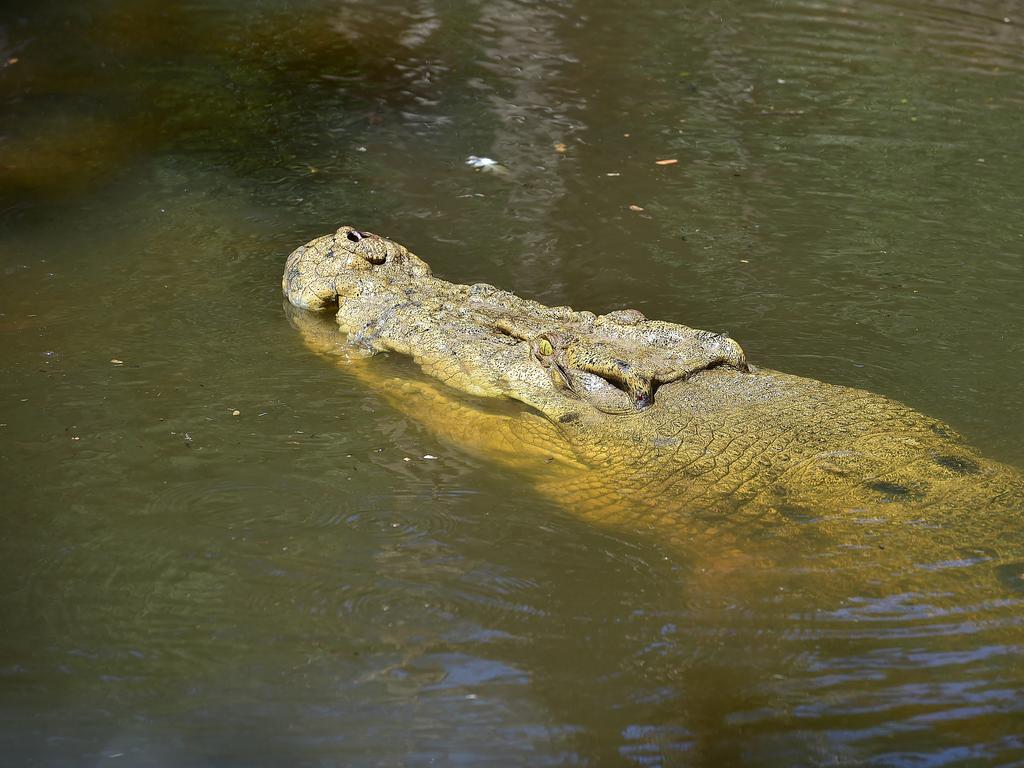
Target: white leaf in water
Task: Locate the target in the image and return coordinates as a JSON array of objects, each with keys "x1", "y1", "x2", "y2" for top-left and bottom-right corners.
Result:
[{"x1": 466, "y1": 155, "x2": 498, "y2": 168}]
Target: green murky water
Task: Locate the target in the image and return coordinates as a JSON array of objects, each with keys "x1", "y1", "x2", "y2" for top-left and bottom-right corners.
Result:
[{"x1": 2, "y1": 1, "x2": 1023, "y2": 764}]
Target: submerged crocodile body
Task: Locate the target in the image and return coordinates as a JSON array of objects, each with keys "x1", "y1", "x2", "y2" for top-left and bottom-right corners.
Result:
[{"x1": 282, "y1": 226, "x2": 1022, "y2": 560}]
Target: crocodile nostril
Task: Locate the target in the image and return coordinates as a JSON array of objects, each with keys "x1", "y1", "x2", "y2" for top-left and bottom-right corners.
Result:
[{"x1": 346, "y1": 230, "x2": 363, "y2": 242}]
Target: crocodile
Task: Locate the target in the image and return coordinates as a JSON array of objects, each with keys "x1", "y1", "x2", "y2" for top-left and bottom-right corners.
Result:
[{"x1": 282, "y1": 225, "x2": 1024, "y2": 574}]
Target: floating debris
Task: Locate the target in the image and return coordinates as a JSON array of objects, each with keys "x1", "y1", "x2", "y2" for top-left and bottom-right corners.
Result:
[
  {"x1": 110, "y1": 358, "x2": 123, "y2": 365},
  {"x1": 232, "y1": 410, "x2": 241, "y2": 416},
  {"x1": 466, "y1": 155, "x2": 498, "y2": 169},
  {"x1": 655, "y1": 159, "x2": 678, "y2": 166},
  {"x1": 628, "y1": 204, "x2": 645, "y2": 212},
  {"x1": 553, "y1": 142, "x2": 567, "y2": 153},
  {"x1": 466, "y1": 155, "x2": 510, "y2": 176},
  {"x1": 423, "y1": 454, "x2": 438, "y2": 460}
]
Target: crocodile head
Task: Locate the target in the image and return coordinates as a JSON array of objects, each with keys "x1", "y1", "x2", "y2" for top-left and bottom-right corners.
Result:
[{"x1": 283, "y1": 226, "x2": 749, "y2": 422}]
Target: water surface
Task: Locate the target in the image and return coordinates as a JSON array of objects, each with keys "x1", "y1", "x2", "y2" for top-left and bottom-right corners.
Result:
[{"x1": 2, "y1": 0, "x2": 1023, "y2": 764}]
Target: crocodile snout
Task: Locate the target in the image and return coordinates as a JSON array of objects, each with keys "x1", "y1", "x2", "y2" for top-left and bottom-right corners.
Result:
[
  {"x1": 342, "y1": 228, "x2": 388, "y2": 265},
  {"x1": 283, "y1": 225, "x2": 433, "y2": 311}
]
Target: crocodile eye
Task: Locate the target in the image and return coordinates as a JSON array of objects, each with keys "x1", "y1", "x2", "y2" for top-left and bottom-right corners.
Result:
[{"x1": 346, "y1": 230, "x2": 363, "y2": 242}]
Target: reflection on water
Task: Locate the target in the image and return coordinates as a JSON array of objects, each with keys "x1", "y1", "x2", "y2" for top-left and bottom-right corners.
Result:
[{"x1": 1, "y1": 0, "x2": 1023, "y2": 764}]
